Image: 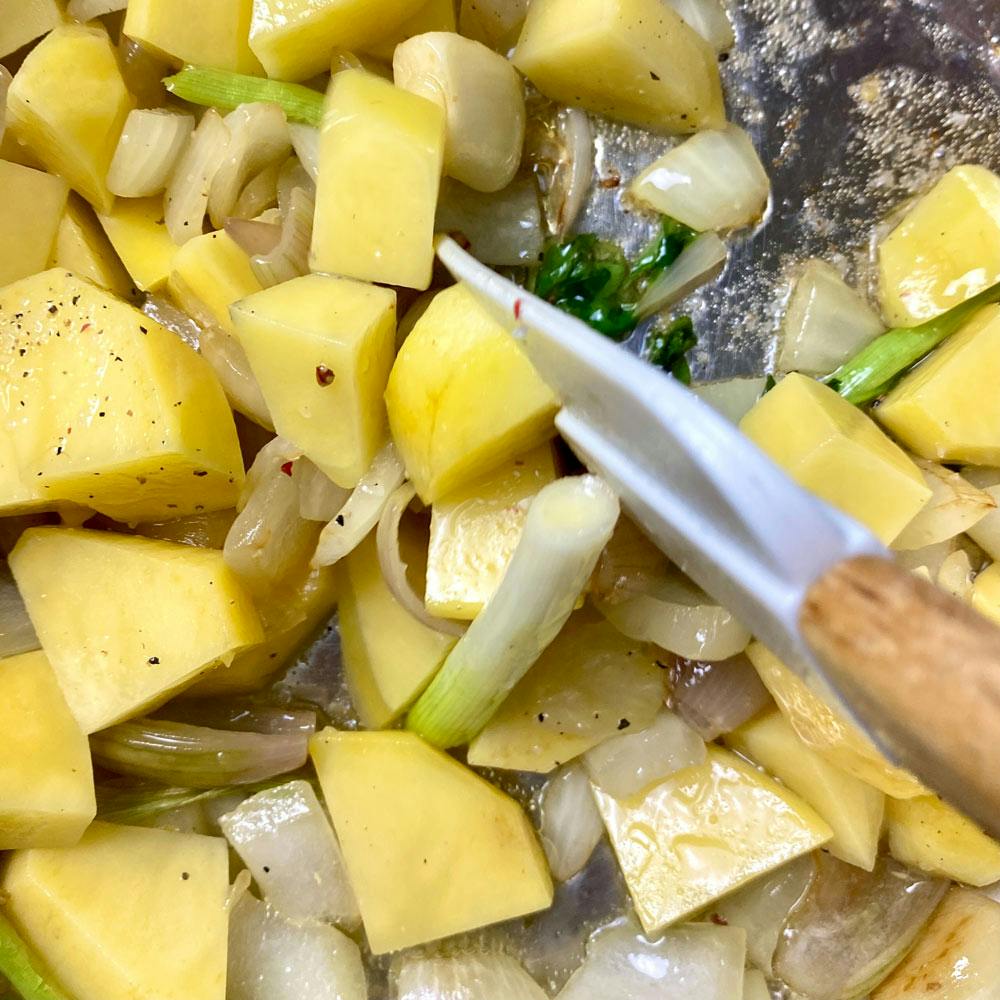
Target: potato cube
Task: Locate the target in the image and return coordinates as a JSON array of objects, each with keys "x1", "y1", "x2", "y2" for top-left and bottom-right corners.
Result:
[
  {"x1": 0, "y1": 161, "x2": 68, "y2": 290},
  {"x1": 11, "y1": 527, "x2": 264, "y2": 733},
  {"x1": 311, "y1": 729, "x2": 553, "y2": 953},
  {"x1": 879, "y1": 165, "x2": 1000, "y2": 327},
  {"x1": 0, "y1": 650, "x2": 95, "y2": 849},
  {"x1": 0, "y1": 270, "x2": 245, "y2": 521},
  {"x1": 361, "y1": 0, "x2": 456, "y2": 61},
  {"x1": 459, "y1": 0, "x2": 528, "y2": 50},
  {"x1": 877, "y1": 305, "x2": 1000, "y2": 465},
  {"x1": 124, "y1": 0, "x2": 261, "y2": 74},
  {"x1": 972, "y1": 562, "x2": 1000, "y2": 627},
  {"x1": 311, "y1": 70, "x2": 445, "y2": 290},
  {"x1": 1, "y1": 822, "x2": 229, "y2": 1000},
  {"x1": 512, "y1": 0, "x2": 724, "y2": 133},
  {"x1": 232, "y1": 274, "x2": 396, "y2": 489},
  {"x1": 52, "y1": 195, "x2": 134, "y2": 300},
  {"x1": 740, "y1": 372, "x2": 931, "y2": 543},
  {"x1": 98, "y1": 196, "x2": 179, "y2": 293},
  {"x1": 0, "y1": 428, "x2": 48, "y2": 515},
  {"x1": 0, "y1": 0, "x2": 62, "y2": 57},
  {"x1": 425, "y1": 444, "x2": 557, "y2": 619},
  {"x1": 386, "y1": 283, "x2": 558, "y2": 502},
  {"x1": 7, "y1": 24, "x2": 134, "y2": 213}
]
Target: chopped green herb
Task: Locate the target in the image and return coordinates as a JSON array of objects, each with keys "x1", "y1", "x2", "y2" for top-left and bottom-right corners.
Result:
[
  {"x1": 646, "y1": 316, "x2": 698, "y2": 384},
  {"x1": 763, "y1": 373, "x2": 777, "y2": 393}
]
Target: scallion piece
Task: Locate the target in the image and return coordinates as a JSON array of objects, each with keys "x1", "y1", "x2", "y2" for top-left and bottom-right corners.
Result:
[
  {"x1": 406, "y1": 476, "x2": 620, "y2": 749},
  {"x1": 0, "y1": 910, "x2": 73, "y2": 1000},
  {"x1": 163, "y1": 67, "x2": 325, "y2": 126}
]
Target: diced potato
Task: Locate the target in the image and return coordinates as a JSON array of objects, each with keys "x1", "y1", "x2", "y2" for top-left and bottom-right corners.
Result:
[
  {"x1": 459, "y1": 0, "x2": 529, "y2": 50},
  {"x1": 339, "y1": 532, "x2": 455, "y2": 729},
  {"x1": 1, "y1": 822, "x2": 229, "y2": 1000},
  {"x1": 877, "y1": 305, "x2": 1000, "y2": 466},
  {"x1": 386, "y1": 283, "x2": 558, "y2": 502},
  {"x1": 725, "y1": 709, "x2": 885, "y2": 871},
  {"x1": 467, "y1": 617, "x2": 665, "y2": 772},
  {"x1": 52, "y1": 195, "x2": 134, "y2": 299},
  {"x1": 0, "y1": 427, "x2": 48, "y2": 515},
  {"x1": 124, "y1": 0, "x2": 262, "y2": 74},
  {"x1": 11, "y1": 527, "x2": 264, "y2": 733},
  {"x1": 362, "y1": 0, "x2": 456, "y2": 61},
  {"x1": 739, "y1": 372, "x2": 931, "y2": 543},
  {"x1": 311, "y1": 70, "x2": 445, "y2": 290},
  {"x1": 7, "y1": 24, "x2": 134, "y2": 213},
  {"x1": 232, "y1": 274, "x2": 396, "y2": 489},
  {"x1": 886, "y1": 795, "x2": 1000, "y2": 886},
  {"x1": 0, "y1": 160, "x2": 68, "y2": 289},
  {"x1": 594, "y1": 747, "x2": 832, "y2": 934},
  {"x1": 0, "y1": 270, "x2": 245, "y2": 521},
  {"x1": 311, "y1": 729, "x2": 553, "y2": 953},
  {"x1": 512, "y1": 0, "x2": 724, "y2": 133},
  {"x1": 425, "y1": 444, "x2": 557, "y2": 619},
  {"x1": 0, "y1": 0, "x2": 62, "y2": 58},
  {"x1": 879, "y1": 165, "x2": 1000, "y2": 327},
  {"x1": 0, "y1": 650, "x2": 95, "y2": 849},
  {"x1": 98, "y1": 196, "x2": 180, "y2": 293},
  {"x1": 972, "y1": 562, "x2": 1000, "y2": 626}
]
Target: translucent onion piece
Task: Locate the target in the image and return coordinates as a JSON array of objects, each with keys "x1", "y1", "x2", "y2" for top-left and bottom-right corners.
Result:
[
  {"x1": 937, "y1": 548, "x2": 976, "y2": 601},
  {"x1": 96, "y1": 782, "x2": 242, "y2": 826},
  {"x1": 592, "y1": 516, "x2": 671, "y2": 605},
  {"x1": 893, "y1": 461, "x2": 995, "y2": 550},
  {"x1": 165, "y1": 108, "x2": 230, "y2": 245},
  {"x1": 199, "y1": 324, "x2": 273, "y2": 428},
  {"x1": 0, "y1": 67, "x2": 11, "y2": 146},
  {"x1": 276, "y1": 157, "x2": 316, "y2": 210},
  {"x1": 240, "y1": 436, "x2": 300, "y2": 509},
  {"x1": 539, "y1": 763, "x2": 604, "y2": 882},
  {"x1": 671, "y1": 654, "x2": 773, "y2": 740},
  {"x1": 107, "y1": 109, "x2": 195, "y2": 198},
  {"x1": 583, "y1": 709, "x2": 706, "y2": 799},
  {"x1": 288, "y1": 124, "x2": 320, "y2": 182},
  {"x1": 527, "y1": 103, "x2": 594, "y2": 237},
  {"x1": 777, "y1": 260, "x2": 885, "y2": 377},
  {"x1": 397, "y1": 953, "x2": 548, "y2": 1000},
  {"x1": 773, "y1": 854, "x2": 948, "y2": 1000},
  {"x1": 458, "y1": 0, "x2": 529, "y2": 51},
  {"x1": 90, "y1": 719, "x2": 309, "y2": 789},
  {"x1": 154, "y1": 699, "x2": 317, "y2": 735},
  {"x1": 225, "y1": 218, "x2": 282, "y2": 258},
  {"x1": 664, "y1": 0, "x2": 735, "y2": 52},
  {"x1": 220, "y1": 780, "x2": 360, "y2": 926},
  {"x1": 118, "y1": 37, "x2": 169, "y2": 109},
  {"x1": 250, "y1": 185, "x2": 314, "y2": 287},
  {"x1": 558, "y1": 919, "x2": 747, "y2": 1000},
  {"x1": 436, "y1": 176, "x2": 545, "y2": 267},
  {"x1": 0, "y1": 562, "x2": 39, "y2": 659},
  {"x1": 228, "y1": 893, "x2": 367, "y2": 1000},
  {"x1": 637, "y1": 231, "x2": 728, "y2": 318},
  {"x1": 231, "y1": 160, "x2": 282, "y2": 220},
  {"x1": 312, "y1": 442, "x2": 406, "y2": 567},
  {"x1": 295, "y1": 458, "x2": 350, "y2": 523},
  {"x1": 141, "y1": 295, "x2": 201, "y2": 349},
  {"x1": 894, "y1": 538, "x2": 958, "y2": 580},
  {"x1": 742, "y1": 969, "x2": 770, "y2": 1000},
  {"x1": 631, "y1": 125, "x2": 771, "y2": 232},
  {"x1": 692, "y1": 376, "x2": 769, "y2": 425},
  {"x1": 963, "y1": 466, "x2": 1000, "y2": 560},
  {"x1": 67, "y1": 0, "x2": 126, "y2": 19}
]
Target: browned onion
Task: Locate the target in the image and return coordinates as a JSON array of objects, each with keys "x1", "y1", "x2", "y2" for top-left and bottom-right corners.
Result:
[{"x1": 670, "y1": 654, "x2": 772, "y2": 740}]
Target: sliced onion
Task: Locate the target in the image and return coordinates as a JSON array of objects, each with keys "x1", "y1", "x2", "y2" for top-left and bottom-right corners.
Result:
[
  {"x1": 961, "y1": 466, "x2": 1000, "y2": 560},
  {"x1": 240, "y1": 437, "x2": 299, "y2": 509},
  {"x1": 664, "y1": 0, "x2": 735, "y2": 53},
  {"x1": 893, "y1": 461, "x2": 995, "y2": 550},
  {"x1": 250, "y1": 185, "x2": 314, "y2": 287},
  {"x1": 937, "y1": 547, "x2": 976, "y2": 601},
  {"x1": 592, "y1": 516, "x2": 671, "y2": 605},
  {"x1": 232, "y1": 160, "x2": 282, "y2": 220},
  {"x1": 199, "y1": 324, "x2": 274, "y2": 428},
  {"x1": 527, "y1": 103, "x2": 594, "y2": 237},
  {"x1": 225, "y1": 218, "x2": 282, "y2": 258},
  {"x1": 107, "y1": 109, "x2": 195, "y2": 198},
  {"x1": 0, "y1": 562, "x2": 39, "y2": 658},
  {"x1": 96, "y1": 782, "x2": 241, "y2": 826},
  {"x1": 134, "y1": 509, "x2": 238, "y2": 549},
  {"x1": 671, "y1": 654, "x2": 773, "y2": 740},
  {"x1": 154, "y1": 699, "x2": 317, "y2": 735},
  {"x1": 288, "y1": 124, "x2": 320, "y2": 183},
  {"x1": 539, "y1": 763, "x2": 604, "y2": 882},
  {"x1": 458, "y1": 0, "x2": 530, "y2": 51},
  {"x1": 141, "y1": 295, "x2": 202, "y2": 349},
  {"x1": 67, "y1": 0, "x2": 126, "y2": 18},
  {"x1": 895, "y1": 538, "x2": 958, "y2": 580},
  {"x1": 637, "y1": 231, "x2": 728, "y2": 318},
  {"x1": 117, "y1": 37, "x2": 170, "y2": 109},
  {"x1": 631, "y1": 125, "x2": 770, "y2": 232},
  {"x1": 312, "y1": 442, "x2": 406, "y2": 567},
  {"x1": 397, "y1": 953, "x2": 547, "y2": 1000},
  {"x1": 0, "y1": 67, "x2": 12, "y2": 146},
  {"x1": 692, "y1": 376, "x2": 769, "y2": 424},
  {"x1": 295, "y1": 458, "x2": 350, "y2": 522},
  {"x1": 90, "y1": 719, "x2": 309, "y2": 788},
  {"x1": 165, "y1": 108, "x2": 230, "y2": 244}
]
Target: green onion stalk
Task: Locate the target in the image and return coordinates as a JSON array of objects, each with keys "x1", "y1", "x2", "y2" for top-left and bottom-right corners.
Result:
[{"x1": 0, "y1": 912, "x2": 73, "y2": 1000}]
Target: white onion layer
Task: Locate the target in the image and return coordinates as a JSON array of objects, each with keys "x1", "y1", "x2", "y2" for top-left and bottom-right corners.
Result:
[
  {"x1": 539, "y1": 763, "x2": 604, "y2": 882},
  {"x1": 691, "y1": 377, "x2": 768, "y2": 424},
  {"x1": 107, "y1": 109, "x2": 195, "y2": 199},
  {"x1": 397, "y1": 953, "x2": 547, "y2": 1000},
  {"x1": 637, "y1": 230, "x2": 728, "y2": 318},
  {"x1": 665, "y1": 0, "x2": 736, "y2": 52},
  {"x1": 165, "y1": 109, "x2": 230, "y2": 245},
  {"x1": 671, "y1": 654, "x2": 773, "y2": 740}
]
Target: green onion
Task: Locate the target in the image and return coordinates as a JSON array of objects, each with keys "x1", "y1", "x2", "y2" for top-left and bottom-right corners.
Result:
[
  {"x1": 164, "y1": 67, "x2": 325, "y2": 127},
  {"x1": 0, "y1": 911, "x2": 73, "y2": 1000},
  {"x1": 826, "y1": 278, "x2": 1000, "y2": 404},
  {"x1": 406, "y1": 476, "x2": 620, "y2": 748},
  {"x1": 646, "y1": 315, "x2": 698, "y2": 384}
]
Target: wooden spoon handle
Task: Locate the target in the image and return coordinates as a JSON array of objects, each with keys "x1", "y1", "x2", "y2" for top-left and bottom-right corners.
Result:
[{"x1": 801, "y1": 555, "x2": 1000, "y2": 834}]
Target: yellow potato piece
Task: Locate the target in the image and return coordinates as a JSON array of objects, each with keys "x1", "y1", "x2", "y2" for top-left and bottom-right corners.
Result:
[
  {"x1": 0, "y1": 0, "x2": 63, "y2": 58},
  {"x1": 11, "y1": 527, "x2": 263, "y2": 733},
  {"x1": 52, "y1": 195, "x2": 134, "y2": 299},
  {"x1": 232, "y1": 274, "x2": 396, "y2": 489},
  {"x1": 98, "y1": 196, "x2": 180, "y2": 293},
  {"x1": 877, "y1": 305, "x2": 1000, "y2": 466},
  {"x1": 879, "y1": 164, "x2": 1000, "y2": 327},
  {"x1": 740, "y1": 372, "x2": 931, "y2": 543},
  {"x1": 311, "y1": 70, "x2": 445, "y2": 290},
  {"x1": 459, "y1": 0, "x2": 529, "y2": 50},
  {"x1": 311, "y1": 729, "x2": 553, "y2": 953},
  {"x1": 725, "y1": 708, "x2": 885, "y2": 871},
  {"x1": 386, "y1": 283, "x2": 558, "y2": 502},
  {"x1": 512, "y1": 0, "x2": 724, "y2": 132},
  {"x1": 7, "y1": 23, "x2": 133, "y2": 213},
  {"x1": 594, "y1": 746, "x2": 832, "y2": 934},
  {"x1": 0, "y1": 427, "x2": 48, "y2": 515},
  {"x1": 972, "y1": 562, "x2": 1000, "y2": 626},
  {"x1": 0, "y1": 650, "x2": 95, "y2": 850},
  {"x1": 2, "y1": 822, "x2": 229, "y2": 1000},
  {"x1": 0, "y1": 160, "x2": 68, "y2": 289},
  {"x1": 361, "y1": 0, "x2": 457, "y2": 61}
]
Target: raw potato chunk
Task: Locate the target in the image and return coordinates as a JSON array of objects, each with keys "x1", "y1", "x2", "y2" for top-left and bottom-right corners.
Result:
[
  {"x1": 740, "y1": 372, "x2": 931, "y2": 543},
  {"x1": 879, "y1": 165, "x2": 1000, "y2": 327},
  {"x1": 232, "y1": 275, "x2": 396, "y2": 489},
  {"x1": 886, "y1": 795, "x2": 1000, "y2": 886},
  {"x1": 98, "y1": 196, "x2": 180, "y2": 293},
  {"x1": 512, "y1": 0, "x2": 724, "y2": 133},
  {"x1": 425, "y1": 444, "x2": 557, "y2": 619},
  {"x1": 594, "y1": 747, "x2": 832, "y2": 934},
  {"x1": 877, "y1": 305, "x2": 1000, "y2": 466},
  {"x1": 386, "y1": 283, "x2": 558, "y2": 502},
  {"x1": 11, "y1": 527, "x2": 264, "y2": 733},
  {"x1": 0, "y1": 160, "x2": 68, "y2": 288},
  {"x1": 311, "y1": 70, "x2": 445, "y2": 290},
  {"x1": 0, "y1": 270, "x2": 245, "y2": 521},
  {"x1": 53, "y1": 195, "x2": 134, "y2": 299},
  {"x1": 972, "y1": 563, "x2": 1000, "y2": 626},
  {"x1": 0, "y1": 650, "x2": 95, "y2": 849},
  {"x1": 124, "y1": 0, "x2": 261, "y2": 74},
  {"x1": 1, "y1": 822, "x2": 229, "y2": 1000},
  {"x1": 459, "y1": 0, "x2": 529, "y2": 50},
  {"x1": 339, "y1": 532, "x2": 455, "y2": 729},
  {"x1": 7, "y1": 24, "x2": 133, "y2": 213},
  {"x1": 362, "y1": 0, "x2": 456, "y2": 61},
  {"x1": 725, "y1": 709, "x2": 885, "y2": 871},
  {"x1": 0, "y1": 0, "x2": 62, "y2": 58},
  {"x1": 311, "y1": 729, "x2": 553, "y2": 953}
]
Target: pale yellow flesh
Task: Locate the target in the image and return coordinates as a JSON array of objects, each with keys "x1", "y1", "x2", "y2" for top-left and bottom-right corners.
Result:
[
  {"x1": 0, "y1": 161, "x2": 68, "y2": 289},
  {"x1": 361, "y1": 0, "x2": 457, "y2": 61},
  {"x1": 971, "y1": 562, "x2": 1000, "y2": 626},
  {"x1": 0, "y1": 0, "x2": 63, "y2": 59},
  {"x1": 97, "y1": 196, "x2": 180, "y2": 293},
  {"x1": 52, "y1": 195, "x2": 134, "y2": 300}
]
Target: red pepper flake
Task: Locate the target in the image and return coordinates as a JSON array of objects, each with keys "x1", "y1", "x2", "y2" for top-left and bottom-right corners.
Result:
[
  {"x1": 315, "y1": 365, "x2": 335, "y2": 387},
  {"x1": 513, "y1": 299, "x2": 523, "y2": 320},
  {"x1": 710, "y1": 913, "x2": 728, "y2": 926},
  {"x1": 80, "y1": 323, "x2": 91, "y2": 333},
  {"x1": 280, "y1": 460, "x2": 294, "y2": 477}
]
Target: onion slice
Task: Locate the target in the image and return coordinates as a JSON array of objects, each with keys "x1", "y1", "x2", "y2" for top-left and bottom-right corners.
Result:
[
  {"x1": 397, "y1": 953, "x2": 548, "y2": 1000},
  {"x1": 691, "y1": 377, "x2": 768, "y2": 424},
  {"x1": 199, "y1": 324, "x2": 274, "y2": 428},
  {"x1": 165, "y1": 108, "x2": 230, "y2": 244},
  {"x1": 250, "y1": 185, "x2": 314, "y2": 287},
  {"x1": 527, "y1": 103, "x2": 594, "y2": 237},
  {"x1": 963, "y1": 466, "x2": 1000, "y2": 560},
  {"x1": 154, "y1": 699, "x2": 317, "y2": 735},
  {"x1": 225, "y1": 218, "x2": 282, "y2": 258},
  {"x1": 67, "y1": 0, "x2": 126, "y2": 19},
  {"x1": 107, "y1": 109, "x2": 195, "y2": 199},
  {"x1": 539, "y1": 763, "x2": 604, "y2": 882},
  {"x1": 295, "y1": 459, "x2": 350, "y2": 523},
  {"x1": 665, "y1": 0, "x2": 735, "y2": 53},
  {"x1": 288, "y1": 124, "x2": 320, "y2": 183},
  {"x1": 671, "y1": 654, "x2": 773, "y2": 740},
  {"x1": 637, "y1": 231, "x2": 728, "y2": 318},
  {"x1": 231, "y1": 160, "x2": 282, "y2": 220},
  {"x1": 0, "y1": 562, "x2": 40, "y2": 659}
]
